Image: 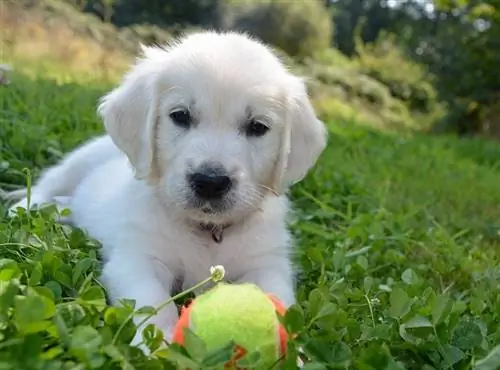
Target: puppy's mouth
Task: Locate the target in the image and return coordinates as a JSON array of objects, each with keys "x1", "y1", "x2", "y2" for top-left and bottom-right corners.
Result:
[
  {"x1": 179, "y1": 186, "x2": 264, "y2": 225},
  {"x1": 187, "y1": 197, "x2": 234, "y2": 217},
  {"x1": 201, "y1": 203, "x2": 222, "y2": 214}
]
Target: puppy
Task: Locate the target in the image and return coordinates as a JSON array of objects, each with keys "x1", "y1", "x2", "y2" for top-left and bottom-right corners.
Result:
[{"x1": 6, "y1": 31, "x2": 327, "y2": 346}]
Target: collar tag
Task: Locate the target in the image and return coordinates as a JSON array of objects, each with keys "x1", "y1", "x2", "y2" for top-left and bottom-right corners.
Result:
[
  {"x1": 199, "y1": 223, "x2": 227, "y2": 244},
  {"x1": 211, "y1": 228, "x2": 224, "y2": 243}
]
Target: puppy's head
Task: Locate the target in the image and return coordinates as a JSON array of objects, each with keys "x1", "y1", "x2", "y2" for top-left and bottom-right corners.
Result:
[{"x1": 98, "y1": 31, "x2": 327, "y2": 225}]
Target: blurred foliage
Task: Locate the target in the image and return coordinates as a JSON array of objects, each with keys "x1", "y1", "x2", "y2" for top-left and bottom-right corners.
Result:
[
  {"x1": 83, "y1": 0, "x2": 221, "y2": 27},
  {"x1": 419, "y1": 0, "x2": 500, "y2": 137},
  {"x1": 356, "y1": 32, "x2": 438, "y2": 113},
  {"x1": 3, "y1": 0, "x2": 500, "y2": 136},
  {"x1": 330, "y1": 0, "x2": 500, "y2": 136},
  {"x1": 222, "y1": 0, "x2": 333, "y2": 59}
]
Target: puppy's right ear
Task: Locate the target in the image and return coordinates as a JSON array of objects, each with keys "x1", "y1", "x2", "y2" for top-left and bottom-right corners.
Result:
[{"x1": 97, "y1": 46, "x2": 163, "y2": 182}]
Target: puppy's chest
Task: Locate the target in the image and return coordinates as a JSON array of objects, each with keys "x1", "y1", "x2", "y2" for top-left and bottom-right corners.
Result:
[{"x1": 175, "y1": 231, "x2": 260, "y2": 288}]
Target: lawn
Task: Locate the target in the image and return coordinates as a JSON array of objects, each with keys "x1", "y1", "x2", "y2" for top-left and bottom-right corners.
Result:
[{"x1": 0, "y1": 72, "x2": 499, "y2": 369}]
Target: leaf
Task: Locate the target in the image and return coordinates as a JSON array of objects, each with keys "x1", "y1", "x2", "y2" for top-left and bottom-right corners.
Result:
[
  {"x1": 40, "y1": 346, "x2": 64, "y2": 360},
  {"x1": 60, "y1": 207, "x2": 72, "y2": 217},
  {"x1": 302, "y1": 363, "x2": 327, "y2": 370},
  {"x1": 104, "y1": 344, "x2": 124, "y2": 362},
  {"x1": 404, "y1": 315, "x2": 433, "y2": 329},
  {"x1": 284, "y1": 304, "x2": 305, "y2": 334},
  {"x1": 358, "y1": 342, "x2": 404, "y2": 369},
  {"x1": 330, "y1": 342, "x2": 352, "y2": 365},
  {"x1": 53, "y1": 311, "x2": 71, "y2": 346},
  {"x1": 70, "y1": 326, "x2": 103, "y2": 364},
  {"x1": 452, "y1": 320, "x2": 484, "y2": 350},
  {"x1": 470, "y1": 4, "x2": 496, "y2": 18},
  {"x1": 80, "y1": 286, "x2": 107, "y2": 308},
  {"x1": 0, "y1": 259, "x2": 21, "y2": 280},
  {"x1": 235, "y1": 351, "x2": 262, "y2": 368},
  {"x1": 201, "y1": 341, "x2": 237, "y2": 367},
  {"x1": 28, "y1": 262, "x2": 43, "y2": 286},
  {"x1": 14, "y1": 294, "x2": 56, "y2": 334},
  {"x1": 306, "y1": 247, "x2": 325, "y2": 264},
  {"x1": 308, "y1": 288, "x2": 326, "y2": 318},
  {"x1": 71, "y1": 326, "x2": 103, "y2": 349},
  {"x1": 54, "y1": 270, "x2": 72, "y2": 288},
  {"x1": 17, "y1": 334, "x2": 44, "y2": 360},
  {"x1": 473, "y1": 344, "x2": 500, "y2": 370},
  {"x1": 469, "y1": 296, "x2": 486, "y2": 315},
  {"x1": 399, "y1": 316, "x2": 433, "y2": 345},
  {"x1": 304, "y1": 339, "x2": 351, "y2": 365},
  {"x1": 136, "y1": 305, "x2": 156, "y2": 315},
  {"x1": 356, "y1": 255, "x2": 368, "y2": 270},
  {"x1": 398, "y1": 324, "x2": 421, "y2": 346},
  {"x1": 104, "y1": 306, "x2": 130, "y2": 326},
  {"x1": 441, "y1": 344, "x2": 465, "y2": 367},
  {"x1": 142, "y1": 323, "x2": 164, "y2": 353},
  {"x1": 389, "y1": 287, "x2": 412, "y2": 319},
  {"x1": 118, "y1": 298, "x2": 136, "y2": 310},
  {"x1": 308, "y1": 289, "x2": 336, "y2": 325},
  {"x1": 315, "y1": 302, "x2": 336, "y2": 321},
  {"x1": 432, "y1": 294, "x2": 451, "y2": 325},
  {"x1": 44, "y1": 280, "x2": 62, "y2": 301},
  {"x1": 0, "y1": 282, "x2": 19, "y2": 312},
  {"x1": 183, "y1": 326, "x2": 207, "y2": 360},
  {"x1": 364, "y1": 276, "x2": 374, "y2": 293},
  {"x1": 360, "y1": 323, "x2": 392, "y2": 341},
  {"x1": 401, "y1": 268, "x2": 419, "y2": 285},
  {"x1": 156, "y1": 344, "x2": 201, "y2": 369},
  {"x1": 72, "y1": 258, "x2": 94, "y2": 285}
]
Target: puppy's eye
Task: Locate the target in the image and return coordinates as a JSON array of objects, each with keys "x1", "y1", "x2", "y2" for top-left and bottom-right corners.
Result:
[
  {"x1": 245, "y1": 119, "x2": 270, "y2": 137},
  {"x1": 169, "y1": 109, "x2": 191, "y2": 128}
]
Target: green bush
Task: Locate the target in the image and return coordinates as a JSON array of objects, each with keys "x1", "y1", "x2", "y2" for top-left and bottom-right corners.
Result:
[
  {"x1": 127, "y1": 25, "x2": 168, "y2": 46},
  {"x1": 303, "y1": 60, "x2": 416, "y2": 131},
  {"x1": 356, "y1": 32, "x2": 441, "y2": 114},
  {"x1": 224, "y1": 0, "x2": 333, "y2": 59},
  {"x1": 308, "y1": 47, "x2": 355, "y2": 69}
]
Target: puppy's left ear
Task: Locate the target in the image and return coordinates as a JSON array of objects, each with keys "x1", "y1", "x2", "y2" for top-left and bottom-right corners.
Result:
[
  {"x1": 282, "y1": 78, "x2": 327, "y2": 187},
  {"x1": 97, "y1": 46, "x2": 162, "y2": 183}
]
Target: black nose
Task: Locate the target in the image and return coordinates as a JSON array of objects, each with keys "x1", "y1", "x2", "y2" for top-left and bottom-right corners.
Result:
[{"x1": 189, "y1": 169, "x2": 232, "y2": 200}]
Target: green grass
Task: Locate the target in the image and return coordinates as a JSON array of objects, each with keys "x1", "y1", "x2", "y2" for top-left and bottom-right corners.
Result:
[{"x1": 0, "y1": 72, "x2": 499, "y2": 369}]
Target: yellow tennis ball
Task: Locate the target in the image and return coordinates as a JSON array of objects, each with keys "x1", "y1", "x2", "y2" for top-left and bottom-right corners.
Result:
[{"x1": 172, "y1": 283, "x2": 288, "y2": 368}]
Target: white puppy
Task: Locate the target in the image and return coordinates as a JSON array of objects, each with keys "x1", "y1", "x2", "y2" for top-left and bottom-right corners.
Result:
[{"x1": 6, "y1": 31, "x2": 327, "y2": 345}]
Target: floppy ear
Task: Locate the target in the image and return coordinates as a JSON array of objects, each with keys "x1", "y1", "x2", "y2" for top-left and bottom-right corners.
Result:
[
  {"x1": 97, "y1": 48, "x2": 161, "y2": 182},
  {"x1": 281, "y1": 78, "x2": 327, "y2": 187}
]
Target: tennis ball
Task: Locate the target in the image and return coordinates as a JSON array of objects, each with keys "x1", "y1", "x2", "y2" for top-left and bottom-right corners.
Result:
[{"x1": 172, "y1": 283, "x2": 288, "y2": 368}]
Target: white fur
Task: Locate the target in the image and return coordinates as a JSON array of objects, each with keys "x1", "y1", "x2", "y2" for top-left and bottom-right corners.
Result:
[{"x1": 6, "y1": 31, "x2": 327, "y2": 347}]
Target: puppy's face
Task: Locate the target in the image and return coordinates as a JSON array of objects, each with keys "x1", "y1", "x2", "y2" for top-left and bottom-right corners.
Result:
[
  {"x1": 157, "y1": 71, "x2": 284, "y2": 224},
  {"x1": 99, "y1": 32, "x2": 327, "y2": 225}
]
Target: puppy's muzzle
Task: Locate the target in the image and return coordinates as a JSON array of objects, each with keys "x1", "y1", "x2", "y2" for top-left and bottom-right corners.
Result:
[{"x1": 188, "y1": 162, "x2": 233, "y2": 200}]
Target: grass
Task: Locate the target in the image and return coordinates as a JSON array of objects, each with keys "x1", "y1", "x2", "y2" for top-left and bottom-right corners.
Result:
[{"x1": 0, "y1": 71, "x2": 499, "y2": 369}]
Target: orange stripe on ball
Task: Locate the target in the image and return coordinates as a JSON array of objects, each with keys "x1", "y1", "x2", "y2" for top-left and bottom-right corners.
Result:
[
  {"x1": 172, "y1": 301, "x2": 195, "y2": 345},
  {"x1": 267, "y1": 294, "x2": 289, "y2": 355}
]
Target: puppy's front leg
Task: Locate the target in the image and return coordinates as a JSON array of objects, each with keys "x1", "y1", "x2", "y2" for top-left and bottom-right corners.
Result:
[{"x1": 101, "y1": 250, "x2": 179, "y2": 347}]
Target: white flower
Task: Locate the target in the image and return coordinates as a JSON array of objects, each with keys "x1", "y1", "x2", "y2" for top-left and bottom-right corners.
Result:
[{"x1": 210, "y1": 265, "x2": 225, "y2": 282}]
